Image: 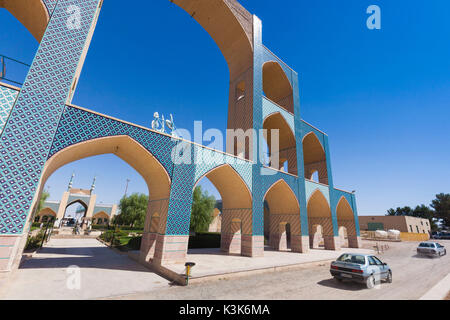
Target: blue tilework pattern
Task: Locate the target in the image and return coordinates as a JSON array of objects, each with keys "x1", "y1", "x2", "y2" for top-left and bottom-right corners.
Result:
[
  {"x1": 0, "y1": 0, "x2": 101, "y2": 234},
  {"x1": 0, "y1": 86, "x2": 18, "y2": 134},
  {"x1": 262, "y1": 97, "x2": 295, "y2": 133}
]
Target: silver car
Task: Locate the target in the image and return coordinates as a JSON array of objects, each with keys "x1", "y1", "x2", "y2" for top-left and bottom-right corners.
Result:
[
  {"x1": 416, "y1": 242, "x2": 446, "y2": 257},
  {"x1": 330, "y1": 253, "x2": 392, "y2": 289}
]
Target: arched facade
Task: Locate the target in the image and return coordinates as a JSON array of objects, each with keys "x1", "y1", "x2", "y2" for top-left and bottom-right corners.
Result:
[
  {"x1": 194, "y1": 164, "x2": 252, "y2": 256},
  {"x1": 262, "y1": 61, "x2": 294, "y2": 113},
  {"x1": 36, "y1": 207, "x2": 56, "y2": 222},
  {"x1": 303, "y1": 132, "x2": 329, "y2": 185},
  {"x1": 263, "y1": 179, "x2": 302, "y2": 252},
  {"x1": 307, "y1": 190, "x2": 340, "y2": 250},
  {"x1": 263, "y1": 112, "x2": 297, "y2": 175},
  {"x1": 336, "y1": 196, "x2": 360, "y2": 248},
  {"x1": 0, "y1": 0, "x2": 51, "y2": 42},
  {"x1": 0, "y1": 0, "x2": 360, "y2": 275}
]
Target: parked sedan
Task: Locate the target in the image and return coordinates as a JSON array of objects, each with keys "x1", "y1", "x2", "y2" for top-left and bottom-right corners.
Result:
[
  {"x1": 330, "y1": 253, "x2": 392, "y2": 289},
  {"x1": 416, "y1": 242, "x2": 446, "y2": 257}
]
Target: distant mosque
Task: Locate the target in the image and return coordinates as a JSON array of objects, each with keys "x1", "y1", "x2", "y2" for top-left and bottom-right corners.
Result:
[{"x1": 35, "y1": 173, "x2": 118, "y2": 225}]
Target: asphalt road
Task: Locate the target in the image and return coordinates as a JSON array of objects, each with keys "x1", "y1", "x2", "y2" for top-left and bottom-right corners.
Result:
[{"x1": 112, "y1": 240, "x2": 450, "y2": 300}]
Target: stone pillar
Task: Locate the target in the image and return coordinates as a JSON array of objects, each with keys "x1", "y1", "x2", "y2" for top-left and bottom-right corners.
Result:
[
  {"x1": 152, "y1": 234, "x2": 189, "y2": 265},
  {"x1": 85, "y1": 194, "x2": 97, "y2": 219},
  {"x1": 348, "y1": 235, "x2": 361, "y2": 248},
  {"x1": 56, "y1": 191, "x2": 70, "y2": 221},
  {"x1": 291, "y1": 235, "x2": 309, "y2": 253},
  {"x1": 140, "y1": 232, "x2": 158, "y2": 262},
  {"x1": 241, "y1": 235, "x2": 264, "y2": 257},
  {"x1": 324, "y1": 235, "x2": 340, "y2": 251}
]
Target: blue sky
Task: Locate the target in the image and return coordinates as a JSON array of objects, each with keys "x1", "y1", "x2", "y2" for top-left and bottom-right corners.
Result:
[{"x1": 0, "y1": 0, "x2": 449, "y2": 215}]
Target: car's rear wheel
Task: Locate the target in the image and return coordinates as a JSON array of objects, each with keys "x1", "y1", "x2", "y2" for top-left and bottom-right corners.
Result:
[
  {"x1": 386, "y1": 271, "x2": 392, "y2": 283},
  {"x1": 366, "y1": 275, "x2": 376, "y2": 289},
  {"x1": 334, "y1": 277, "x2": 343, "y2": 283}
]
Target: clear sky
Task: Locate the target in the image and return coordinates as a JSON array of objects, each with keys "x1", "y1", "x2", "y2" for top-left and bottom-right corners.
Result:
[{"x1": 0, "y1": 0, "x2": 449, "y2": 215}]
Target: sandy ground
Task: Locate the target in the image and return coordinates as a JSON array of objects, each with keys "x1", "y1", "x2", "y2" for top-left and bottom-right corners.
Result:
[
  {"x1": 2, "y1": 238, "x2": 449, "y2": 300},
  {"x1": 112, "y1": 240, "x2": 450, "y2": 300}
]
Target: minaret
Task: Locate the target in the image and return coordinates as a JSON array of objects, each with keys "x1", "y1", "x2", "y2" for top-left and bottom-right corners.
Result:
[
  {"x1": 90, "y1": 176, "x2": 96, "y2": 194},
  {"x1": 67, "y1": 172, "x2": 75, "y2": 191}
]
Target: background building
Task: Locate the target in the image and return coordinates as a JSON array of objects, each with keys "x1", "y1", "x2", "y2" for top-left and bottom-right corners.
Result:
[{"x1": 359, "y1": 215, "x2": 431, "y2": 234}]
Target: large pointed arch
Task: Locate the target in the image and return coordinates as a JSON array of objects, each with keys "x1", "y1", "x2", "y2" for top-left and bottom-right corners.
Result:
[
  {"x1": 263, "y1": 179, "x2": 304, "y2": 252},
  {"x1": 307, "y1": 189, "x2": 337, "y2": 250},
  {"x1": 336, "y1": 196, "x2": 360, "y2": 248},
  {"x1": 194, "y1": 164, "x2": 253, "y2": 256},
  {"x1": 263, "y1": 61, "x2": 294, "y2": 113},
  {"x1": 263, "y1": 112, "x2": 297, "y2": 175},
  {"x1": 31, "y1": 135, "x2": 172, "y2": 263},
  {"x1": 0, "y1": 0, "x2": 50, "y2": 42},
  {"x1": 303, "y1": 132, "x2": 328, "y2": 184},
  {"x1": 172, "y1": 0, "x2": 253, "y2": 81}
]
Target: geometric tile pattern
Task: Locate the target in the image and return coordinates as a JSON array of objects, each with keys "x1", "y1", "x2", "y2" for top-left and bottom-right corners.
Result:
[
  {"x1": 0, "y1": 86, "x2": 18, "y2": 134},
  {"x1": 262, "y1": 97, "x2": 295, "y2": 133},
  {"x1": 42, "y1": 0, "x2": 58, "y2": 15},
  {"x1": 0, "y1": 0, "x2": 101, "y2": 234}
]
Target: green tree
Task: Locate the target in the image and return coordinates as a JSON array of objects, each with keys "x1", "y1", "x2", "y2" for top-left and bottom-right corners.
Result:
[
  {"x1": 36, "y1": 190, "x2": 50, "y2": 214},
  {"x1": 190, "y1": 186, "x2": 215, "y2": 233},
  {"x1": 431, "y1": 193, "x2": 450, "y2": 229},
  {"x1": 116, "y1": 193, "x2": 148, "y2": 227},
  {"x1": 386, "y1": 206, "x2": 414, "y2": 216}
]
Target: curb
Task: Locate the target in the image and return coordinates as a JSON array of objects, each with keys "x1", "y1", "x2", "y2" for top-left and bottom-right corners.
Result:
[{"x1": 419, "y1": 273, "x2": 450, "y2": 300}]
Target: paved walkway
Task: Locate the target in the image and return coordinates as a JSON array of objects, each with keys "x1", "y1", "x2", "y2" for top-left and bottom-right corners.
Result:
[{"x1": 1, "y1": 238, "x2": 169, "y2": 300}]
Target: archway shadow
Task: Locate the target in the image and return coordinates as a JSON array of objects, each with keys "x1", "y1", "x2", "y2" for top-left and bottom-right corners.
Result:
[{"x1": 19, "y1": 246, "x2": 152, "y2": 273}]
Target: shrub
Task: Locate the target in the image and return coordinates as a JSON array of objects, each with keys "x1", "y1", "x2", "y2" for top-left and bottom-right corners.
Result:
[
  {"x1": 188, "y1": 232, "x2": 221, "y2": 249},
  {"x1": 25, "y1": 231, "x2": 45, "y2": 251},
  {"x1": 126, "y1": 236, "x2": 142, "y2": 250}
]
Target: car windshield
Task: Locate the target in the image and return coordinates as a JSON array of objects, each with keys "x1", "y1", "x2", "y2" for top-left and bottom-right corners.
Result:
[
  {"x1": 419, "y1": 243, "x2": 432, "y2": 247},
  {"x1": 337, "y1": 254, "x2": 366, "y2": 265}
]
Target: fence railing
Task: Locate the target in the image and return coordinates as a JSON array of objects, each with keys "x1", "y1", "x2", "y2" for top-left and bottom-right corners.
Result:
[{"x1": 0, "y1": 54, "x2": 30, "y2": 86}]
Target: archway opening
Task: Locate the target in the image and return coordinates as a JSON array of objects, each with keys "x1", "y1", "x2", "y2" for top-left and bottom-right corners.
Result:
[
  {"x1": 336, "y1": 197, "x2": 359, "y2": 248},
  {"x1": 0, "y1": 0, "x2": 49, "y2": 43},
  {"x1": 193, "y1": 164, "x2": 252, "y2": 257},
  {"x1": 61, "y1": 200, "x2": 87, "y2": 228},
  {"x1": 303, "y1": 133, "x2": 328, "y2": 185},
  {"x1": 0, "y1": 5, "x2": 41, "y2": 87},
  {"x1": 263, "y1": 113, "x2": 297, "y2": 175},
  {"x1": 29, "y1": 136, "x2": 171, "y2": 264},
  {"x1": 307, "y1": 190, "x2": 337, "y2": 250},
  {"x1": 263, "y1": 61, "x2": 294, "y2": 113},
  {"x1": 36, "y1": 207, "x2": 56, "y2": 223},
  {"x1": 93, "y1": 211, "x2": 110, "y2": 225},
  {"x1": 263, "y1": 180, "x2": 302, "y2": 252}
]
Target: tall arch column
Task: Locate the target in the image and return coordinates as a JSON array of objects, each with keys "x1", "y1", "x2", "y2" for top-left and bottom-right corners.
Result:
[{"x1": 0, "y1": 0, "x2": 102, "y2": 272}]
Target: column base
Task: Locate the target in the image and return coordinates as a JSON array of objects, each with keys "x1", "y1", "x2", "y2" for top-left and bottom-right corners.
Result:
[
  {"x1": 139, "y1": 232, "x2": 157, "y2": 262},
  {"x1": 221, "y1": 233, "x2": 241, "y2": 255},
  {"x1": 324, "y1": 235, "x2": 341, "y2": 251},
  {"x1": 291, "y1": 235, "x2": 310, "y2": 253},
  {"x1": 0, "y1": 234, "x2": 25, "y2": 273},
  {"x1": 348, "y1": 235, "x2": 361, "y2": 248},
  {"x1": 153, "y1": 234, "x2": 189, "y2": 266},
  {"x1": 242, "y1": 235, "x2": 264, "y2": 257}
]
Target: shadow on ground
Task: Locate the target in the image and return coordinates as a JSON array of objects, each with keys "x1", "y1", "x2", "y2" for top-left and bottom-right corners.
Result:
[
  {"x1": 19, "y1": 246, "x2": 150, "y2": 273},
  {"x1": 317, "y1": 278, "x2": 366, "y2": 291}
]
